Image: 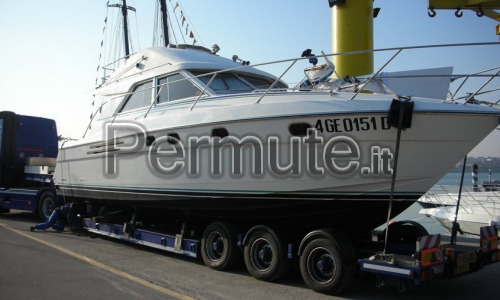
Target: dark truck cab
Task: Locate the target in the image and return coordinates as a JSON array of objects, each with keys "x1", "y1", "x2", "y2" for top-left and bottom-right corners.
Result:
[{"x1": 0, "y1": 111, "x2": 61, "y2": 220}]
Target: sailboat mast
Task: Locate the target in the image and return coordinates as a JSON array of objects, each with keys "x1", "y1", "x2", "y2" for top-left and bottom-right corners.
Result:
[
  {"x1": 159, "y1": 0, "x2": 170, "y2": 46},
  {"x1": 121, "y1": 0, "x2": 131, "y2": 56}
]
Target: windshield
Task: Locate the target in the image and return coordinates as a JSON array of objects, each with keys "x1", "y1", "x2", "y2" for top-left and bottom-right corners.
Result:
[{"x1": 192, "y1": 71, "x2": 287, "y2": 94}]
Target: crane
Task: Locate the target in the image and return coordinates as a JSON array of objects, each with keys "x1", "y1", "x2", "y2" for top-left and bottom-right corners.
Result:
[{"x1": 328, "y1": 0, "x2": 500, "y2": 78}]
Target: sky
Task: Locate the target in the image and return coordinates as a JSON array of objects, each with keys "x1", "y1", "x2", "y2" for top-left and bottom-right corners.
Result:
[{"x1": 0, "y1": 0, "x2": 499, "y2": 157}]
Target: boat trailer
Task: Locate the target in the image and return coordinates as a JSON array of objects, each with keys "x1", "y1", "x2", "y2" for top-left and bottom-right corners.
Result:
[{"x1": 83, "y1": 215, "x2": 499, "y2": 292}]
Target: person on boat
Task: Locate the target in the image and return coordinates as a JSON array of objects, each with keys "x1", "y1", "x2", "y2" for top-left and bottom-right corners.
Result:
[{"x1": 30, "y1": 203, "x2": 77, "y2": 232}]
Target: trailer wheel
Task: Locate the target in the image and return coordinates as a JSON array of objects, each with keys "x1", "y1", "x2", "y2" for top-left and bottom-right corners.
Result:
[
  {"x1": 201, "y1": 222, "x2": 241, "y2": 271},
  {"x1": 244, "y1": 229, "x2": 289, "y2": 281},
  {"x1": 38, "y1": 191, "x2": 56, "y2": 221},
  {"x1": 299, "y1": 236, "x2": 356, "y2": 294}
]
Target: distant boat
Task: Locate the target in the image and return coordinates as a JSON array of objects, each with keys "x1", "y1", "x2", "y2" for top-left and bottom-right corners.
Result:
[
  {"x1": 419, "y1": 184, "x2": 500, "y2": 235},
  {"x1": 419, "y1": 203, "x2": 500, "y2": 236},
  {"x1": 482, "y1": 180, "x2": 500, "y2": 191},
  {"x1": 418, "y1": 185, "x2": 500, "y2": 208}
]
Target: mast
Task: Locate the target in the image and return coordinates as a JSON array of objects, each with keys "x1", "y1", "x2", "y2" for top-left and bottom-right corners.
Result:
[
  {"x1": 159, "y1": 0, "x2": 170, "y2": 46},
  {"x1": 108, "y1": 1, "x2": 136, "y2": 57},
  {"x1": 121, "y1": 0, "x2": 130, "y2": 56}
]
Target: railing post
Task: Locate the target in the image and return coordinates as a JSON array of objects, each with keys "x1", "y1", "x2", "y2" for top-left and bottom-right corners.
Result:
[
  {"x1": 190, "y1": 73, "x2": 217, "y2": 111},
  {"x1": 256, "y1": 60, "x2": 297, "y2": 104}
]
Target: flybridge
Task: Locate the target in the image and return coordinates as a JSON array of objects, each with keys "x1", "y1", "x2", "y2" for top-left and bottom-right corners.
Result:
[{"x1": 97, "y1": 0, "x2": 202, "y2": 86}]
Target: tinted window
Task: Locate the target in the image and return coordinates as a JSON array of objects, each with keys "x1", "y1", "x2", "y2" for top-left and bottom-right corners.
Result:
[
  {"x1": 241, "y1": 75, "x2": 287, "y2": 89},
  {"x1": 194, "y1": 72, "x2": 287, "y2": 93},
  {"x1": 196, "y1": 73, "x2": 253, "y2": 94},
  {"x1": 120, "y1": 81, "x2": 153, "y2": 112},
  {"x1": 157, "y1": 73, "x2": 202, "y2": 103}
]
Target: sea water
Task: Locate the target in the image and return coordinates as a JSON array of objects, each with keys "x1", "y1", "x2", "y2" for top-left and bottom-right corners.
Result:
[{"x1": 436, "y1": 171, "x2": 499, "y2": 187}]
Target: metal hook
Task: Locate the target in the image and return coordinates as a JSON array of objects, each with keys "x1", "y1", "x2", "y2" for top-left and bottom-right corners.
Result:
[
  {"x1": 476, "y1": 7, "x2": 484, "y2": 17},
  {"x1": 428, "y1": 8, "x2": 436, "y2": 18},
  {"x1": 455, "y1": 8, "x2": 463, "y2": 18}
]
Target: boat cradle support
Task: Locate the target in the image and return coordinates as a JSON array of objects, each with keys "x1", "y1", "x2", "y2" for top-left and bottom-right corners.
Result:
[{"x1": 84, "y1": 218, "x2": 199, "y2": 258}]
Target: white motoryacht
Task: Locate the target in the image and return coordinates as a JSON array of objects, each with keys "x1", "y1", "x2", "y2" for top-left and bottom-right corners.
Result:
[{"x1": 53, "y1": 1, "x2": 500, "y2": 234}]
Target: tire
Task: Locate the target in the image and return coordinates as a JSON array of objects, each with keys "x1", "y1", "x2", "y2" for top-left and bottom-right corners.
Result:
[
  {"x1": 380, "y1": 220, "x2": 429, "y2": 245},
  {"x1": 243, "y1": 229, "x2": 289, "y2": 281},
  {"x1": 201, "y1": 222, "x2": 241, "y2": 271},
  {"x1": 299, "y1": 236, "x2": 356, "y2": 294},
  {"x1": 37, "y1": 190, "x2": 56, "y2": 221}
]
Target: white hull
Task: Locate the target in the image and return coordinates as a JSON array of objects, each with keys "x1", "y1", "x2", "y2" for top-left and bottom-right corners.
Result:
[
  {"x1": 419, "y1": 186, "x2": 500, "y2": 235},
  {"x1": 56, "y1": 94, "x2": 499, "y2": 197},
  {"x1": 420, "y1": 204, "x2": 500, "y2": 236},
  {"x1": 418, "y1": 188, "x2": 500, "y2": 208}
]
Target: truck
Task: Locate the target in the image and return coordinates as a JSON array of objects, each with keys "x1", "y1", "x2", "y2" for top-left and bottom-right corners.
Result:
[{"x1": 0, "y1": 111, "x2": 61, "y2": 221}]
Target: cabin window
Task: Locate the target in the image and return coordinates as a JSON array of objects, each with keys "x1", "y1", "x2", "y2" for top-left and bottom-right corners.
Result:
[
  {"x1": 241, "y1": 75, "x2": 287, "y2": 90},
  {"x1": 157, "y1": 73, "x2": 202, "y2": 103},
  {"x1": 195, "y1": 73, "x2": 253, "y2": 94},
  {"x1": 120, "y1": 81, "x2": 153, "y2": 112}
]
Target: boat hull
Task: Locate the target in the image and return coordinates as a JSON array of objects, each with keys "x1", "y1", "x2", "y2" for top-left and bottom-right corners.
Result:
[
  {"x1": 55, "y1": 96, "x2": 500, "y2": 231},
  {"x1": 63, "y1": 189, "x2": 416, "y2": 234}
]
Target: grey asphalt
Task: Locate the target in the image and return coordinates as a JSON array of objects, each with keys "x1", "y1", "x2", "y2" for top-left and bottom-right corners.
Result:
[
  {"x1": 0, "y1": 217, "x2": 179, "y2": 300},
  {"x1": 1, "y1": 210, "x2": 499, "y2": 300}
]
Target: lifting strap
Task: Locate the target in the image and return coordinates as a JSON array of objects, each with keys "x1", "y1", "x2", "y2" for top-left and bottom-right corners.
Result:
[{"x1": 383, "y1": 98, "x2": 413, "y2": 254}]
